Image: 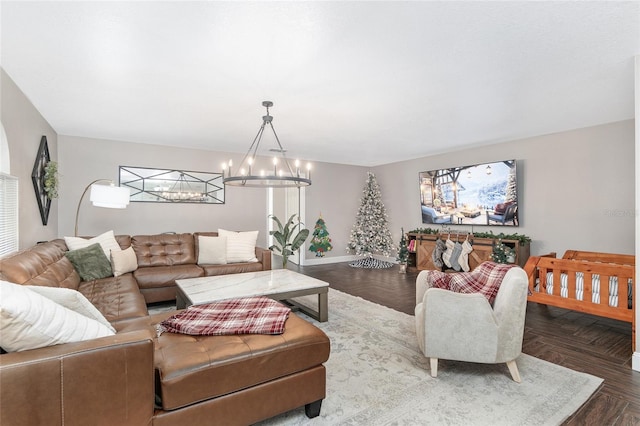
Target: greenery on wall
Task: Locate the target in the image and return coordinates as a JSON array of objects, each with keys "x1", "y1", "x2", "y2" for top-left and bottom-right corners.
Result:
[{"x1": 43, "y1": 161, "x2": 58, "y2": 199}]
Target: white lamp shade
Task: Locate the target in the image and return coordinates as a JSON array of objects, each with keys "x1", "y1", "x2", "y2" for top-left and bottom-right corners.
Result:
[{"x1": 90, "y1": 184, "x2": 130, "y2": 209}]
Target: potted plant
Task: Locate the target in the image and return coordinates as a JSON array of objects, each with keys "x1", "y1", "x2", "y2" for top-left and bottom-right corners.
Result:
[
  {"x1": 396, "y1": 228, "x2": 409, "y2": 273},
  {"x1": 269, "y1": 214, "x2": 310, "y2": 269}
]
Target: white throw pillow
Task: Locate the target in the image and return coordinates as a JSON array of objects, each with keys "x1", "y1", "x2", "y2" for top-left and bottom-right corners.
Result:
[
  {"x1": 0, "y1": 280, "x2": 115, "y2": 352},
  {"x1": 110, "y1": 246, "x2": 138, "y2": 277},
  {"x1": 26, "y1": 286, "x2": 116, "y2": 333},
  {"x1": 218, "y1": 229, "x2": 259, "y2": 263},
  {"x1": 197, "y1": 236, "x2": 227, "y2": 265},
  {"x1": 64, "y1": 230, "x2": 121, "y2": 259}
]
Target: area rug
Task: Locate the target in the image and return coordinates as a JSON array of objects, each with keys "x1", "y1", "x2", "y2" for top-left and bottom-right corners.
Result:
[{"x1": 256, "y1": 289, "x2": 603, "y2": 426}]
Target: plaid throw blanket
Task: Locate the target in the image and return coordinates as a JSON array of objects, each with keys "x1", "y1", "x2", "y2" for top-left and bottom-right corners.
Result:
[
  {"x1": 157, "y1": 296, "x2": 291, "y2": 336},
  {"x1": 429, "y1": 261, "x2": 516, "y2": 304}
]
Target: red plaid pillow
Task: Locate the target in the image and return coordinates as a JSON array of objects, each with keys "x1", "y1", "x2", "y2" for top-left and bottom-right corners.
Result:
[{"x1": 157, "y1": 297, "x2": 291, "y2": 336}]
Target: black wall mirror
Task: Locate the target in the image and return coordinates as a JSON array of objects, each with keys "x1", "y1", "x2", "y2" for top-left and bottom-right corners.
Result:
[{"x1": 119, "y1": 166, "x2": 224, "y2": 204}]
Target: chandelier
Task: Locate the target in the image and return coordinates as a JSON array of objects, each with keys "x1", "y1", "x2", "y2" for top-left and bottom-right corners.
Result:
[
  {"x1": 155, "y1": 173, "x2": 206, "y2": 202},
  {"x1": 222, "y1": 101, "x2": 312, "y2": 188}
]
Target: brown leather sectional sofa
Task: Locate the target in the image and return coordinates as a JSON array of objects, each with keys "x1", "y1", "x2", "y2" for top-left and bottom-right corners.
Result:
[{"x1": 0, "y1": 232, "x2": 330, "y2": 425}]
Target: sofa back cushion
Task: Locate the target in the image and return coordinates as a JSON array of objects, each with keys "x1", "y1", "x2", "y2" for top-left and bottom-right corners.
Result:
[
  {"x1": 115, "y1": 234, "x2": 132, "y2": 250},
  {"x1": 0, "y1": 239, "x2": 80, "y2": 289},
  {"x1": 132, "y1": 233, "x2": 196, "y2": 267}
]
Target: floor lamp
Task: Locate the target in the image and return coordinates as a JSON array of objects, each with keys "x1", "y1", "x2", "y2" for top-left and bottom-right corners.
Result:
[{"x1": 74, "y1": 179, "x2": 130, "y2": 236}]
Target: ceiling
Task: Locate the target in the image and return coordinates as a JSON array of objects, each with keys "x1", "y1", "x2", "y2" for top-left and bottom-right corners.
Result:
[{"x1": 2, "y1": 1, "x2": 639, "y2": 167}]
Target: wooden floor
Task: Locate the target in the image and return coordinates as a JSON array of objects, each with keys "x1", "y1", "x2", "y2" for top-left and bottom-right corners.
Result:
[{"x1": 297, "y1": 262, "x2": 640, "y2": 425}]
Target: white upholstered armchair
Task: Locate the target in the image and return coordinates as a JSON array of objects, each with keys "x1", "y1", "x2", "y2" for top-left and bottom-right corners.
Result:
[{"x1": 414, "y1": 265, "x2": 528, "y2": 382}]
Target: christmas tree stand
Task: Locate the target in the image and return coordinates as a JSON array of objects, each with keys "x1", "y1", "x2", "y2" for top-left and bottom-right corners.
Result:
[{"x1": 349, "y1": 256, "x2": 394, "y2": 269}]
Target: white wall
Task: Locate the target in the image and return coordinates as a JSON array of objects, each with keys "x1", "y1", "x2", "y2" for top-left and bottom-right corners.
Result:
[
  {"x1": 303, "y1": 160, "x2": 368, "y2": 264},
  {"x1": 1, "y1": 68, "x2": 58, "y2": 248},
  {"x1": 58, "y1": 134, "x2": 370, "y2": 262},
  {"x1": 375, "y1": 120, "x2": 635, "y2": 257},
  {"x1": 58, "y1": 136, "x2": 271, "y2": 246}
]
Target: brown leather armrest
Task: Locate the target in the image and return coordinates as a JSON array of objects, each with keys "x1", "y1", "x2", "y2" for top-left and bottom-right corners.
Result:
[
  {"x1": 255, "y1": 246, "x2": 272, "y2": 270},
  {"x1": 0, "y1": 330, "x2": 155, "y2": 426}
]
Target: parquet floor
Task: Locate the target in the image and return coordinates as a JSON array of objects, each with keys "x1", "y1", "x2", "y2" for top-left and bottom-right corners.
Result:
[{"x1": 297, "y1": 262, "x2": 640, "y2": 425}]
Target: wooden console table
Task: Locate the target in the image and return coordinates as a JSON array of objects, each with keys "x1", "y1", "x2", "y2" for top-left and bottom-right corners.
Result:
[{"x1": 407, "y1": 233, "x2": 530, "y2": 271}]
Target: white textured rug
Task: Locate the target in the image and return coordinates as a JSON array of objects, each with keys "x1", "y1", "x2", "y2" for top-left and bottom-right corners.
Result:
[{"x1": 256, "y1": 289, "x2": 603, "y2": 426}]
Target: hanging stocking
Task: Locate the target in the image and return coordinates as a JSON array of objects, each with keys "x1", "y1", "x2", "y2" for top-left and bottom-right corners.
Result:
[
  {"x1": 458, "y1": 238, "x2": 474, "y2": 272},
  {"x1": 450, "y1": 241, "x2": 463, "y2": 271},
  {"x1": 442, "y1": 237, "x2": 455, "y2": 268},
  {"x1": 432, "y1": 238, "x2": 446, "y2": 268}
]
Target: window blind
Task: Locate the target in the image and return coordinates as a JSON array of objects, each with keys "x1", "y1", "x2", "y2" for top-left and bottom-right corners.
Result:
[{"x1": 0, "y1": 173, "x2": 19, "y2": 256}]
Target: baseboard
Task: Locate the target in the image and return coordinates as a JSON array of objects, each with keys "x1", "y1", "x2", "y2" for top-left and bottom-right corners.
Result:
[
  {"x1": 632, "y1": 351, "x2": 640, "y2": 372},
  {"x1": 303, "y1": 255, "x2": 398, "y2": 266},
  {"x1": 303, "y1": 255, "x2": 358, "y2": 266}
]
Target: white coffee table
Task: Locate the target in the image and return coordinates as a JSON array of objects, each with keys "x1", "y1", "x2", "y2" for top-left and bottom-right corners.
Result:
[{"x1": 175, "y1": 269, "x2": 329, "y2": 322}]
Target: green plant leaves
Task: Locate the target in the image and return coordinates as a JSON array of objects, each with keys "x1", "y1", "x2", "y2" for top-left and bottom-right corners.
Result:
[{"x1": 268, "y1": 214, "x2": 309, "y2": 267}]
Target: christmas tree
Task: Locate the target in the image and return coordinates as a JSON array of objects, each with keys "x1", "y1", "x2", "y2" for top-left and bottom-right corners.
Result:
[
  {"x1": 347, "y1": 172, "x2": 395, "y2": 268},
  {"x1": 396, "y1": 228, "x2": 409, "y2": 264},
  {"x1": 309, "y1": 215, "x2": 333, "y2": 257}
]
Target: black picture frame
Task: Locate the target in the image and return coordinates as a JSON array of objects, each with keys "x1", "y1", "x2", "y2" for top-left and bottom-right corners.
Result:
[
  {"x1": 119, "y1": 166, "x2": 224, "y2": 204},
  {"x1": 31, "y1": 135, "x2": 51, "y2": 225}
]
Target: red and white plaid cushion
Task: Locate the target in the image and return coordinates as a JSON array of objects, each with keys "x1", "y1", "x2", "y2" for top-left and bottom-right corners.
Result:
[
  {"x1": 157, "y1": 296, "x2": 291, "y2": 336},
  {"x1": 428, "y1": 261, "x2": 516, "y2": 305}
]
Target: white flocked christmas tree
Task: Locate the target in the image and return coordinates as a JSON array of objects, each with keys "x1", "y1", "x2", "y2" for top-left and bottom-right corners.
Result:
[{"x1": 347, "y1": 172, "x2": 395, "y2": 268}]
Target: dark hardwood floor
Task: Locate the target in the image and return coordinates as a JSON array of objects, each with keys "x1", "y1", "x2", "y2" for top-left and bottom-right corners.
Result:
[{"x1": 297, "y1": 262, "x2": 640, "y2": 425}]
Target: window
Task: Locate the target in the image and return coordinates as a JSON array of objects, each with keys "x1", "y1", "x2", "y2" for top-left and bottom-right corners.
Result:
[{"x1": 0, "y1": 173, "x2": 18, "y2": 256}]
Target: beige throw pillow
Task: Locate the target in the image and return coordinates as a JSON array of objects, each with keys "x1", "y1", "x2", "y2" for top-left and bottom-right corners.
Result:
[
  {"x1": 217, "y1": 229, "x2": 259, "y2": 263},
  {"x1": 26, "y1": 286, "x2": 116, "y2": 333},
  {"x1": 0, "y1": 280, "x2": 115, "y2": 352},
  {"x1": 110, "y1": 246, "x2": 138, "y2": 277},
  {"x1": 197, "y1": 236, "x2": 227, "y2": 265},
  {"x1": 64, "y1": 230, "x2": 121, "y2": 259}
]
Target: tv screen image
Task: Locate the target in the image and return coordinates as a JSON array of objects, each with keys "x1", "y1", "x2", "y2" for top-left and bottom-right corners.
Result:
[{"x1": 419, "y1": 159, "x2": 518, "y2": 226}]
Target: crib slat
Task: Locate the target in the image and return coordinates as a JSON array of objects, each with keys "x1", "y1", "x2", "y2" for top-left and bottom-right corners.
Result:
[{"x1": 567, "y1": 272, "x2": 576, "y2": 302}]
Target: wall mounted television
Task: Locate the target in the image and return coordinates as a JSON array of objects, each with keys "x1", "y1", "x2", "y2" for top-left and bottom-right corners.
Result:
[{"x1": 419, "y1": 159, "x2": 518, "y2": 227}]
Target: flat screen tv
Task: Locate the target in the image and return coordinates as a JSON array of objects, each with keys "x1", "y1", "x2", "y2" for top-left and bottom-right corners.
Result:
[{"x1": 419, "y1": 159, "x2": 518, "y2": 227}]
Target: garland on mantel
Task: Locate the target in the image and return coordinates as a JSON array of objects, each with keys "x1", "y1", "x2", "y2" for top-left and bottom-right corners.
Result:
[{"x1": 407, "y1": 228, "x2": 531, "y2": 244}]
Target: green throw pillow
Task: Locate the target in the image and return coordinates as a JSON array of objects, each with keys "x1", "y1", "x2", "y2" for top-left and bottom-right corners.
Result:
[{"x1": 65, "y1": 243, "x2": 113, "y2": 281}]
